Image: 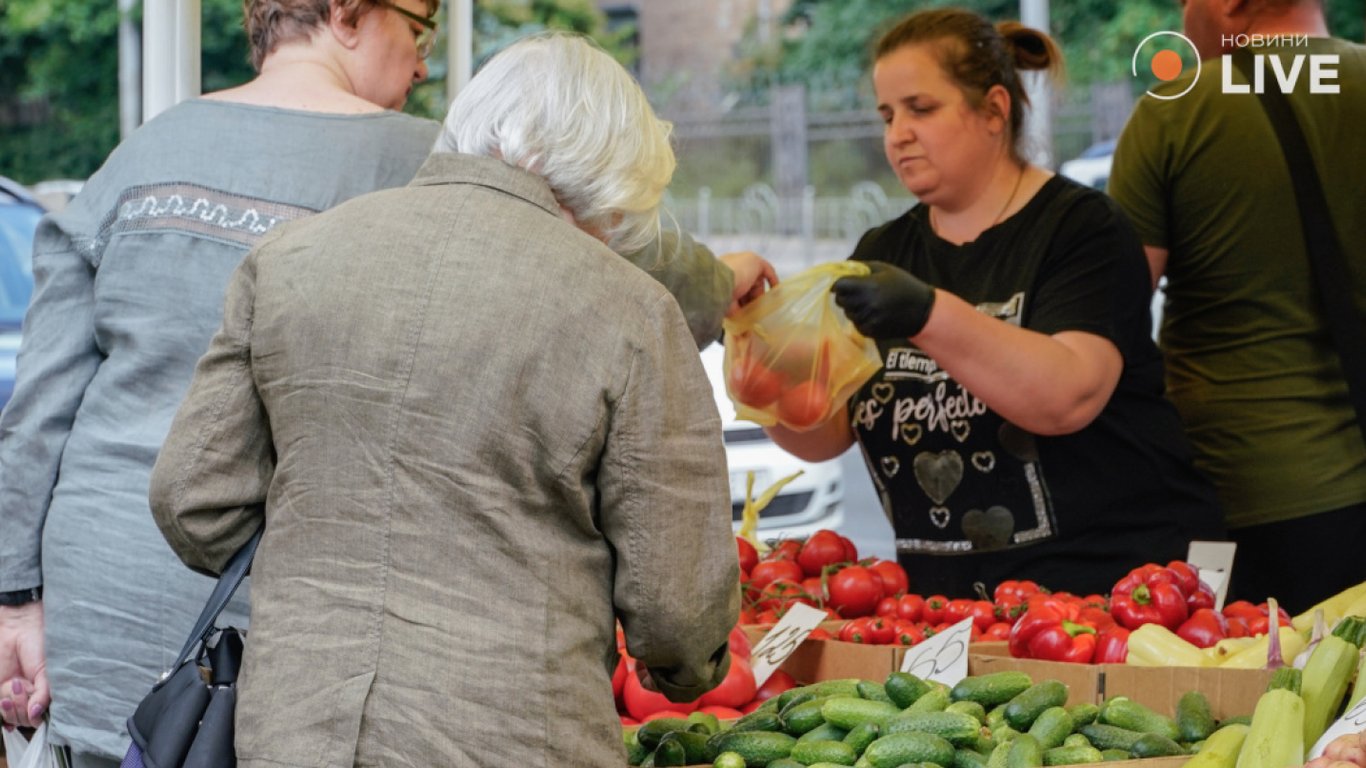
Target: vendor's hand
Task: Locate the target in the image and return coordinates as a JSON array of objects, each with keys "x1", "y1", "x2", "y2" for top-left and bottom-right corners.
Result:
[
  {"x1": 719, "y1": 251, "x2": 779, "y2": 316},
  {"x1": 832, "y1": 260, "x2": 936, "y2": 339},
  {"x1": 0, "y1": 602, "x2": 49, "y2": 729}
]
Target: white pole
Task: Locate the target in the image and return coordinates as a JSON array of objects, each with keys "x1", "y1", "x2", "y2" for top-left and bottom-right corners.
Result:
[
  {"x1": 118, "y1": 0, "x2": 141, "y2": 138},
  {"x1": 445, "y1": 0, "x2": 474, "y2": 105},
  {"x1": 143, "y1": 0, "x2": 201, "y2": 122},
  {"x1": 1019, "y1": 0, "x2": 1053, "y2": 168}
]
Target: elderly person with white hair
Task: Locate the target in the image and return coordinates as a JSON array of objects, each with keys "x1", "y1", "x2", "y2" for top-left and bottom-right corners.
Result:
[{"x1": 147, "y1": 31, "x2": 740, "y2": 767}]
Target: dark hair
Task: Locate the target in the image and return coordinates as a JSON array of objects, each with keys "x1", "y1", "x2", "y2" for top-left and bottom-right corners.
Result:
[
  {"x1": 243, "y1": 0, "x2": 441, "y2": 71},
  {"x1": 874, "y1": 8, "x2": 1063, "y2": 160}
]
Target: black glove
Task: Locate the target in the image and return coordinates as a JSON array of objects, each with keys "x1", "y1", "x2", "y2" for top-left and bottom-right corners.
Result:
[{"x1": 832, "y1": 260, "x2": 937, "y2": 339}]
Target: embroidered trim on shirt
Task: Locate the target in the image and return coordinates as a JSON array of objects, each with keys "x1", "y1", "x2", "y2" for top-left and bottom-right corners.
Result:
[{"x1": 88, "y1": 183, "x2": 319, "y2": 260}]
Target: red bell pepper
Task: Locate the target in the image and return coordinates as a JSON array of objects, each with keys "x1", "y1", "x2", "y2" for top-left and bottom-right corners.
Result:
[
  {"x1": 1110, "y1": 564, "x2": 1190, "y2": 630},
  {"x1": 1009, "y1": 604, "x2": 1097, "y2": 662},
  {"x1": 1094, "y1": 625, "x2": 1131, "y2": 664},
  {"x1": 1176, "y1": 607, "x2": 1228, "y2": 648},
  {"x1": 1167, "y1": 561, "x2": 1216, "y2": 611}
]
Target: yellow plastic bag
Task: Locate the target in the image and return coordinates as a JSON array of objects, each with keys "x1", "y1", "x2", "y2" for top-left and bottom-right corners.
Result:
[{"x1": 721, "y1": 262, "x2": 882, "y2": 431}]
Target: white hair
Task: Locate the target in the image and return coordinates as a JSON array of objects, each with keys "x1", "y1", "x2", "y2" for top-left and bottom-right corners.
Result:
[{"x1": 433, "y1": 32, "x2": 675, "y2": 255}]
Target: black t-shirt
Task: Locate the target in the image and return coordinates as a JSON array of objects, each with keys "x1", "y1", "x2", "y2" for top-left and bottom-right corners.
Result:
[{"x1": 848, "y1": 175, "x2": 1223, "y2": 597}]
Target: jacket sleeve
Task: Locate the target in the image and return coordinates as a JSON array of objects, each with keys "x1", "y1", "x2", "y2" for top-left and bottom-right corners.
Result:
[
  {"x1": 149, "y1": 247, "x2": 272, "y2": 577},
  {"x1": 619, "y1": 230, "x2": 733, "y2": 350},
  {"x1": 0, "y1": 217, "x2": 102, "y2": 592},
  {"x1": 598, "y1": 291, "x2": 740, "y2": 702}
]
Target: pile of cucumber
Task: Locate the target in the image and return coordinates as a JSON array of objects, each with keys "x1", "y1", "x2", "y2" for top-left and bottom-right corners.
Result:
[{"x1": 625, "y1": 670, "x2": 1249, "y2": 768}]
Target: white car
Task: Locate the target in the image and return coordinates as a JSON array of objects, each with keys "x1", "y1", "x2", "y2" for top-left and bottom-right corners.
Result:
[
  {"x1": 1059, "y1": 139, "x2": 1116, "y2": 191},
  {"x1": 699, "y1": 343, "x2": 846, "y2": 539}
]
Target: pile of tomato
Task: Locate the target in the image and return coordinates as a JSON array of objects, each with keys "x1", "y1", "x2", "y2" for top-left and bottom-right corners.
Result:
[{"x1": 738, "y1": 529, "x2": 911, "y2": 625}]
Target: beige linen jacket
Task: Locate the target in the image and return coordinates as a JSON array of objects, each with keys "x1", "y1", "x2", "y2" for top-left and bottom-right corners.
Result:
[{"x1": 149, "y1": 153, "x2": 740, "y2": 767}]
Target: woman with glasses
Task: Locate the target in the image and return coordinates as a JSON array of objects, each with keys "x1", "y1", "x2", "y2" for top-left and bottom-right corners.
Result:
[{"x1": 0, "y1": 2, "x2": 445, "y2": 766}]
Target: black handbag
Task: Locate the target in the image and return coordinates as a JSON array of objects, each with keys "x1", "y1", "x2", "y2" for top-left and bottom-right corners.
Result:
[{"x1": 119, "y1": 528, "x2": 262, "y2": 768}]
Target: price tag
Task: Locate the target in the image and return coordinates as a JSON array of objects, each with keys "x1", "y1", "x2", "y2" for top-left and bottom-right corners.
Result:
[
  {"x1": 1187, "y1": 541, "x2": 1237, "y2": 610},
  {"x1": 749, "y1": 603, "x2": 827, "y2": 687},
  {"x1": 899, "y1": 617, "x2": 973, "y2": 686},
  {"x1": 1309, "y1": 695, "x2": 1366, "y2": 759}
]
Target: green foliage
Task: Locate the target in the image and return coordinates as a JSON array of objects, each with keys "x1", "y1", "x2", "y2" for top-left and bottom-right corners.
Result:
[{"x1": 0, "y1": 0, "x2": 633, "y2": 184}]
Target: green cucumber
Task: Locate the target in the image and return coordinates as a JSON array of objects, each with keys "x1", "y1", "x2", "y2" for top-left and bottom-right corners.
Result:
[
  {"x1": 844, "y1": 722, "x2": 881, "y2": 755},
  {"x1": 791, "y1": 739, "x2": 859, "y2": 766},
  {"x1": 884, "y1": 711, "x2": 984, "y2": 746},
  {"x1": 712, "y1": 752, "x2": 747, "y2": 768},
  {"x1": 1005, "y1": 733, "x2": 1044, "y2": 768},
  {"x1": 953, "y1": 672, "x2": 1036, "y2": 707},
  {"x1": 947, "y1": 700, "x2": 989, "y2": 724},
  {"x1": 1100, "y1": 748, "x2": 1131, "y2": 761},
  {"x1": 1077, "y1": 723, "x2": 1145, "y2": 752},
  {"x1": 861, "y1": 732, "x2": 957, "y2": 768},
  {"x1": 887, "y1": 672, "x2": 936, "y2": 709},
  {"x1": 858, "y1": 680, "x2": 895, "y2": 704},
  {"x1": 708, "y1": 730, "x2": 798, "y2": 767},
  {"x1": 1129, "y1": 732, "x2": 1188, "y2": 758},
  {"x1": 1066, "y1": 703, "x2": 1099, "y2": 727},
  {"x1": 953, "y1": 748, "x2": 991, "y2": 768},
  {"x1": 1097, "y1": 696, "x2": 1180, "y2": 741},
  {"x1": 1042, "y1": 745, "x2": 1104, "y2": 766},
  {"x1": 822, "y1": 696, "x2": 904, "y2": 730},
  {"x1": 1026, "y1": 707, "x2": 1074, "y2": 750},
  {"x1": 650, "y1": 735, "x2": 688, "y2": 767},
  {"x1": 637, "y1": 717, "x2": 693, "y2": 750},
  {"x1": 785, "y1": 697, "x2": 833, "y2": 735},
  {"x1": 1061, "y1": 734, "x2": 1090, "y2": 749},
  {"x1": 1176, "y1": 691, "x2": 1217, "y2": 743},
  {"x1": 909, "y1": 686, "x2": 953, "y2": 713},
  {"x1": 798, "y1": 722, "x2": 852, "y2": 744},
  {"x1": 1004, "y1": 681, "x2": 1069, "y2": 730}
]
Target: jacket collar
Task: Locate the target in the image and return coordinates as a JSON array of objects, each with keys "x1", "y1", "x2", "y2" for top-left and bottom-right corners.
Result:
[{"x1": 409, "y1": 153, "x2": 562, "y2": 219}]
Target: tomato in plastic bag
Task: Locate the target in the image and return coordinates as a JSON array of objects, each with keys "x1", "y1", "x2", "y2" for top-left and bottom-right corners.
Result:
[{"x1": 721, "y1": 262, "x2": 882, "y2": 431}]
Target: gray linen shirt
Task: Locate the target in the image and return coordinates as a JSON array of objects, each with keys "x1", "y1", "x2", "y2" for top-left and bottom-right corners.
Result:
[
  {"x1": 0, "y1": 100, "x2": 440, "y2": 758},
  {"x1": 150, "y1": 153, "x2": 740, "y2": 767}
]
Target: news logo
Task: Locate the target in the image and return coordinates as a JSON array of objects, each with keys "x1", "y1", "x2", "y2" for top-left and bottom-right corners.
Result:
[{"x1": 1131, "y1": 31, "x2": 1202, "y2": 100}]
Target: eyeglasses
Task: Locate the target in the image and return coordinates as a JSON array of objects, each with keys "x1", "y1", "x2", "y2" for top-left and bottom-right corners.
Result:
[{"x1": 382, "y1": 1, "x2": 438, "y2": 60}]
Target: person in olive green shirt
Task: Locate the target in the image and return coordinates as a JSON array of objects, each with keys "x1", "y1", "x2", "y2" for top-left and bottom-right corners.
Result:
[{"x1": 1109, "y1": 0, "x2": 1366, "y2": 613}]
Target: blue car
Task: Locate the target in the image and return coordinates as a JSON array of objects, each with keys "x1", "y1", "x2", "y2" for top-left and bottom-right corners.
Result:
[{"x1": 0, "y1": 177, "x2": 42, "y2": 409}]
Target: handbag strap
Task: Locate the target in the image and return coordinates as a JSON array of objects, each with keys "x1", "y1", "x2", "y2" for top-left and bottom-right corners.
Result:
[
  {"x1": 1231, "y1": 48, "x2": 1366, "y2": 444},
  {"x1": 172, "y1": 526, "x2": 263, "y2": 668}
]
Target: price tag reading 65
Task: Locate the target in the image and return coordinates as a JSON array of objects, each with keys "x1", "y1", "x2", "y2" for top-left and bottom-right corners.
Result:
[
  {"x1": 899, "y1": 617, "x2": 973, "y2": 686},
  {"x1": 749, "y1": 603, "x2": 827, "y2": 688}
]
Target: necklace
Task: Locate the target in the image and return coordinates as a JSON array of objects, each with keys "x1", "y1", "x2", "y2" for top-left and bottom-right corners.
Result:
[{"x1": 931, "y1": 165, "x2": 1026, "y2": 239}]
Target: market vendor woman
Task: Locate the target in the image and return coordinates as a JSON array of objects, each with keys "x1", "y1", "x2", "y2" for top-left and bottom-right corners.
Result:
[{"x1": 767, "y1": 9, "x2": 1224, "y2": 597}]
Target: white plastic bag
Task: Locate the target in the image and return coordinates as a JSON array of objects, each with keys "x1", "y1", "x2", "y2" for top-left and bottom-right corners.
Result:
[{"x1": 2, "y1": 721, "x2": 63, "y2": 768}]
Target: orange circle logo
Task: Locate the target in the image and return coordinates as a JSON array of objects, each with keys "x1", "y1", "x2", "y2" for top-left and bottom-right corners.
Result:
[
  {"x1": 1151, "y1": 49, "x2": 1183, "y2": 81},
  {"x1": 1132, "y1": 31, "x2": 1202, "y2": 100}
]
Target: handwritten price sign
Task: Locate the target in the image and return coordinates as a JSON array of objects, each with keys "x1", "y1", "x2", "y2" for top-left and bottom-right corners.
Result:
[
  {"x1": 749, "y1": 603, "x2": 826, "y2": 687},
  {"x1": 1309, "y1": 695, "x2": 1366, "y2": 759},
  {"x1": 899, "y1": 617, "x2": 973, "y2": 686}
]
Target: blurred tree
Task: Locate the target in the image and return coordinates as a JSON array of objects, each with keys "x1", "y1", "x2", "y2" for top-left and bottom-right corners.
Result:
[{"x1": 0, "y1": 0, "x2": 632, "y2": 184}]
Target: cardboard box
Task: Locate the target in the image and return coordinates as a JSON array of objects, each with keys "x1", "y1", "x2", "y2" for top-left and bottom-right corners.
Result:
[
  {"x1": 1101, "y1": 663, "x2": 1274, "y2": 719},
  {"x1": 743, "y1": 624, "x2": 902, "y2": 684},
  {"x1": 971, "y1": 640, "x2": 1274, "y2": 718}
]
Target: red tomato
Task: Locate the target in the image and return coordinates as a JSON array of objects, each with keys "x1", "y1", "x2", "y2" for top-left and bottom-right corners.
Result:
[
  {"x1": 623, "y1": 668, "x2": 699, "y2": 720},
  {"x1": 728, "y1": 626, "x2": 752, "y2": 660},
  {"x1": 838, "y1": 534, "x2": 859, "y2": 562},
  {"x1": 923, "y1": 595, "x2": 948, "y2": 625},
  {"x1": 893, "y1": 619, "x2": 926, "y2": 646},
  {"x1": 754, "y1": 578, "x2": 809, "y2": 612},
  {"x1": 777, "y1": 380, "x2": 830, "y2": 429},
  {"x1": 808, "y1": 627, "x2": 832, "y2": 640},
  {"x1": 752, "y1": 669, "x2": 797, "y2": 702},
  {"x1": 828, "y1": 566, "x2": 883, "y2": 618},
  {"x1": 876, "y1": 597, "x2": 899, "y2": 617},
  {"x1": 749, "y1": 559, "x2": 804, "y2": 592},
  {"x1": 869, "y1": 560, "x2": 910, "y2": 598},
  {"x1": 897, "y1": 594, "x2": 926, "y2": 623},
  {"x1": 797, "y1": 530, "x2": 849, "y2": 577},
  {"x1": 968, "y1": 600, "x2": 998, "y2": 632},
  {"x1": 741, "y1": 699, "x2": 766, "y2": 714},
  {"x1": 736, "y1": 537, "x2": 759, "y2": 575},
  {"x1": 620, "y1": 715, "x2": 639, "y2": 726},
  {"x1": 729, "y1": 355, "x2": 784, "y2": 407},
  {"x1": 983, "y1": 621, "x2": 1013, "y2": 641},
  {"x1": 801, "y1": 576, "x2": 826, "y2": 604},
  {"x1": 738, "y1": 607, "x2": 757, "y2": 625},
  {"x1": 866, "y1": 616, "x2": 897, "y2": 645},
  {"x1": 698, "y1": 705, "x2": 745, "y2": 720},
  {"x1": 945, "y1": 598, "x2": 975, "y2": 625},
  {"x1": 767, "y1": 539, "x2": 802, "y2": 562},
  {"x1": 698, "y1": 655, "x2": 757, "y2": 709},
  {"x1": 838, "y1": 617, "x2": 875, "y2": 643}
]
